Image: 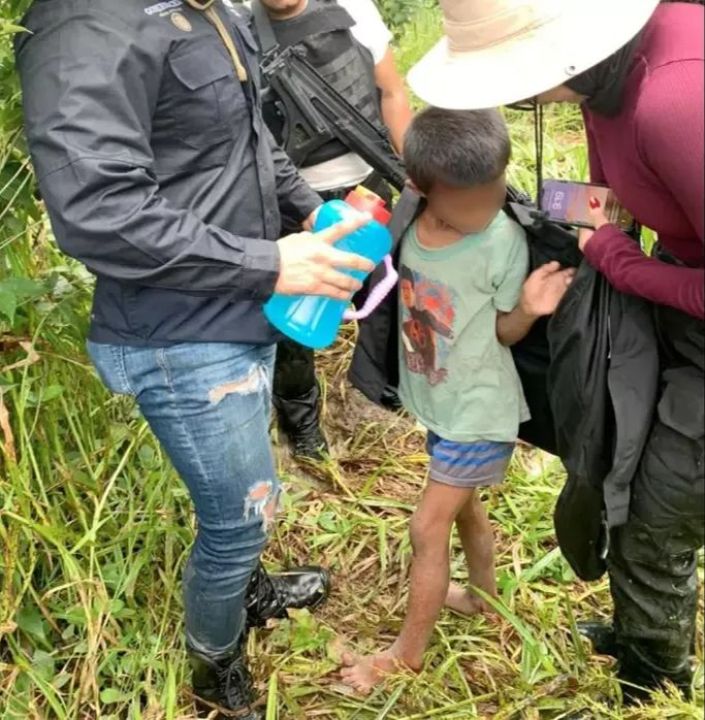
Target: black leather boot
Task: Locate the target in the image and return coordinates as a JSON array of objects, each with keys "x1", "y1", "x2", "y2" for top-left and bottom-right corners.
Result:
[
  {"x1": 617, "y1": 640, "x2": 694, "y2": 706},
  {"x1": 380, "y1": 385, "x2": 403, "y2": 412},
  {"x1": 245, "y1": 562, "x2": 331, "y2": 629},
  {"x1": 577, "y1": 620, "x2": 620, "y2": 658},
  {"x1": 189, "y1": 642, "x2": 260, "y2": 720},
  {"x1": 273, "y1": 341, "x2": 328, "y2": 461},
  {"x1": 578, "y1": 620, "x2": 694, "y2": 705},
  {"x1": 273, "y1": 385, "x2": 329, "y2": 461}
]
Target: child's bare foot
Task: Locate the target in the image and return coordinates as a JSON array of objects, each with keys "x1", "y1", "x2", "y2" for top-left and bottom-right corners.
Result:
[
  {"x1": 340, "y1": 649, "x2": 415, "y2": 695},
  {"x1": 445, "y1": 582, "x2": 496, "y2": 616}
]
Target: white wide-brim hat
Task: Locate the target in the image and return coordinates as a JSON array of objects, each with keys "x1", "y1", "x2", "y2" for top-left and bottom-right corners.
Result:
[{"x1": 408, "y1": 0, "x2": 660, "y2": 109}]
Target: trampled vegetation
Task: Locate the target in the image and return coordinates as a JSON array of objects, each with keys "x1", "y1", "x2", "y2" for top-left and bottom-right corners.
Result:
[{"x1": 0, "y1": 2, "x2": 702, "y2": 718}]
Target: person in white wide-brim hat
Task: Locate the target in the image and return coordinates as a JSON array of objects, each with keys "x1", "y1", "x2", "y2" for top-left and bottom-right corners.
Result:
[
  {"x1": 408, "y1": 0, "x2": 660, "y2": 110},
  {"x1": 411, "y1": 0, "x2": 704, "y2": 707}
]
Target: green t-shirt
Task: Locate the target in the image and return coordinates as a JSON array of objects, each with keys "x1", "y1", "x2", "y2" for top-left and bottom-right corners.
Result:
[{"x1": 398, "y1": 210, "x2": 531, "y2": 443}]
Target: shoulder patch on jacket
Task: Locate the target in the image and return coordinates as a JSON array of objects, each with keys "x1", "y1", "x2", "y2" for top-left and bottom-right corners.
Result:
[{"x1": 145, "y1": 1, "x2": 184, "y2": 16}]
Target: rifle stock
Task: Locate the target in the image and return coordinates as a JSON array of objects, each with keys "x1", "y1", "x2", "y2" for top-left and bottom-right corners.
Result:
[{"x1": 261, "y1": 47, "x2": 407, "y2": 192}]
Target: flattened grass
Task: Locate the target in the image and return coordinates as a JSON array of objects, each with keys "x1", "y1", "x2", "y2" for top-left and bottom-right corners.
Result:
[{"x1": 1, "y1": 5, "x2": 702, "y2": 719}]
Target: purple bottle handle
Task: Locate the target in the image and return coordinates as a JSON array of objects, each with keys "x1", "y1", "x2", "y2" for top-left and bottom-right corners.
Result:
[{"x1": 343, "y1": 254, "x2": 398, "y2": 322}]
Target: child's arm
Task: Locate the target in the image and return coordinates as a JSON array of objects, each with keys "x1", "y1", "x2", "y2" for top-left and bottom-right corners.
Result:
[
  {"x1": 496, "y1": 304, "x2": 539, "y2": 347},
  {"x1": 497, "y1": 261, "x2": 575, "y2": 346}
]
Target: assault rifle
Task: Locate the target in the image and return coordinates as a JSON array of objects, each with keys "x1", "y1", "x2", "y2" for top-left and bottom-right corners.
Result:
[{"x1": 259, "y1": 45, "x2": 408, "y2": 192}]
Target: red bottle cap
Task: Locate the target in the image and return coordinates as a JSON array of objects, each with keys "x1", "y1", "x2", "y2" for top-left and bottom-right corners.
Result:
[{"x1": 344, "y1": 185, "x2": 392, "y2": 226}]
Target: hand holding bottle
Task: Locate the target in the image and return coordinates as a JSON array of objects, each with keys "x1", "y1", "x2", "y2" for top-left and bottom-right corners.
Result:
[
  {"x1": 275, "y1": 214, "x2": 374, "y2": 300},
  {"x1": 265, "y1": 187, "x2": 394, "y2": 349}
]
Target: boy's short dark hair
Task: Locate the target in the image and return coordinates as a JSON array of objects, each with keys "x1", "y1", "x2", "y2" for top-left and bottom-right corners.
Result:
[{"x1": 403, "y1": 107, "x2": 511, "y2": 194}]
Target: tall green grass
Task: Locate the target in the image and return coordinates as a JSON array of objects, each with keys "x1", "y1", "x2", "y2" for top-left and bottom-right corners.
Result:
[{"x1": 0, "y1": 3, "x2": 702, "y2": 719}]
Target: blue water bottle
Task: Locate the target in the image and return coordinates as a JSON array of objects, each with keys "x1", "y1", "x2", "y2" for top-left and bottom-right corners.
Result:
[{"x1": 264, "y1": 186, "x2": 396, "y2": 349}]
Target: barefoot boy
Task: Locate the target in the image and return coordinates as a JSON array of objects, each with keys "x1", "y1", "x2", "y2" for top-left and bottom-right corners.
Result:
[{"x1": 342, "y1": 108, "x2": 574, "y2": 693}]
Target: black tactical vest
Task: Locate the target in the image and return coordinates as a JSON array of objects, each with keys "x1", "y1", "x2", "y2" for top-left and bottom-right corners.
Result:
[{"x1": 260, "y1": 0, "x2": 384, "y2": 167}]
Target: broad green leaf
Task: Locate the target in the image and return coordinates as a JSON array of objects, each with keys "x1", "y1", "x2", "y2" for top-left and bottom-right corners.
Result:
[
  {"x1": 16, "y1": 604, "x2": 48, "y2": 644},
  {"x1": 0, "y1": 277, "x2": 45, "y2": 298},
  {"x1": 100, "y1": 688, "x2": 131, "y2": 704},
  {"x1": 40, "y1": 385, "x2": 64, "y2": 402},
  {"x1": 0, "y1": 288, "x2": 17, "y2": 323}
]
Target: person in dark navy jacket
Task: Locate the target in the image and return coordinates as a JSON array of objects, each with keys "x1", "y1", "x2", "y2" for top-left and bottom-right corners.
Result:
[{"x1": 15, "y1": 1, "x2": 375, "y2": 716}]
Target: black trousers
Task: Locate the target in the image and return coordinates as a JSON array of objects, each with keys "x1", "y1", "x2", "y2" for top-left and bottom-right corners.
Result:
[
  {"x1": 273, "y1": 174, "x2": 394, "y2": 402},
  {"x1": 607, "y1": 302, "x2": 704, "y2": 694}
]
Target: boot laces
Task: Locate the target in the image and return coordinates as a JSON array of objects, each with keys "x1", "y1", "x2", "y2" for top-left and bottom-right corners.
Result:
[
  {"x1": 218, "y1": 656, "x2": 255, "y2": 709},
  {"x1": 249, "y1": 563, "x2": 285, "y2": 620}
]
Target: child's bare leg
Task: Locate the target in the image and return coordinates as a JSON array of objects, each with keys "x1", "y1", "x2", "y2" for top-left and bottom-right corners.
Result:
[
  {"x1": 341, "y1": 481, "x2": 474, "y2": 694},
  {"x1": 446, "y1": 489, "x2": 497, "y2": 616}
]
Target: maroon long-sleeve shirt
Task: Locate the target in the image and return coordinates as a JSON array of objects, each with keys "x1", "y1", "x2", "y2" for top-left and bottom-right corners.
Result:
[{"x1": 582, "y1": 2, "x2": 704, "y2": 319}]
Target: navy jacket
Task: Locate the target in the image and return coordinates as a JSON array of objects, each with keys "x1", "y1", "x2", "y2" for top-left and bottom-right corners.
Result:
[{"x1": 15, "y1": 0, "x2": 321, "y2": 346}]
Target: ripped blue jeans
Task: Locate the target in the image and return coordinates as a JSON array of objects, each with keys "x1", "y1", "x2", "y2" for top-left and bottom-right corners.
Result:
[{"x1": 88, "y1": 341, "x2": 279, "y2": 657}]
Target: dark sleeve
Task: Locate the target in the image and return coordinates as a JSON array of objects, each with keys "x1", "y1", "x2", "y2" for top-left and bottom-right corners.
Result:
[
  {"x1": 16, "y1": 9, "x2": 280, "y2": 300},
  {"x1": 266, "y1": 126, "x2": 322, "y2": 226}
]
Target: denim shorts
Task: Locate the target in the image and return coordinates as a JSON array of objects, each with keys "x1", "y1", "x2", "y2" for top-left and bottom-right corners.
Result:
[{"x1": 426, "y1": 432, "x2": 514, "y2": 488}]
